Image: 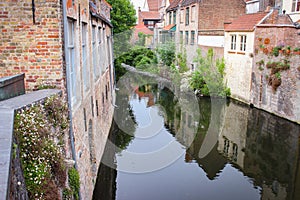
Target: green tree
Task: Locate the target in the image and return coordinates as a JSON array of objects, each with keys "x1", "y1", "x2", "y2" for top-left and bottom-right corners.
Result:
[
  {"x1": 107, "y1": 0, "x2": 136, "y2": 57},
  {"x1": 190, "y1": 48, "x2": 230, "y2": 97},
  {"x1": 107, "y1": 0, "x2": 136, "y2": 34},
  {"x1": 155, "y1": 41, "x2": 176, "y2": 66}
]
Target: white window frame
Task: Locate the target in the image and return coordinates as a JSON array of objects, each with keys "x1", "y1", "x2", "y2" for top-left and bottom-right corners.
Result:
[
  {"x1": 240, "y1": 35, "x2": 247, "y2": 51},
  {"x1": 82, "y1": 22, "x2": 89, "y2": 91},
  {"x1": 230, "y1": 34, "x2": 237, "y2": 50},
  {"x1": 102, "y1": 28, "x2": 107, "y2": 72},
  {"x1": 292, "y1": 0, "x2": 300, "y2": 12},
  {"x1": 92, "y1": 25, "x2": 99, "y2": 81},
  {"x1": 191, "y1": 6, "x2": 196, "y2": 22},
  {"x1": 180, "y1": 9, "x2": 184, "y2": 23},
  {"x1": 98, "y1": 26, "x2": 102, "y2": 75},
  {"x1": 67, "y1": 19, "x2": 77, "y2": 104}
]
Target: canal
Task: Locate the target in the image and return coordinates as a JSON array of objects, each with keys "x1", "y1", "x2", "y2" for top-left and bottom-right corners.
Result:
[{"x1": 92, "y1": 74, "x2": 300, "y2": 200}]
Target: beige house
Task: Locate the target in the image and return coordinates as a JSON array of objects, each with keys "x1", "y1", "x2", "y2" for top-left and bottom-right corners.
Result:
[
  {"x1": 224, "y1": 12, "x2": 269, "y2": 103},
  {"x1": 178, "y1": 0, "x2": 199, "y2": 70}
]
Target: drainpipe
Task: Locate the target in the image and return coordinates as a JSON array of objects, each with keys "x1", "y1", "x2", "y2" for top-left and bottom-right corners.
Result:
[
  {"x1": 111, "y1": 26, "x2": 117, "y2": 107},
  {"x1": 62, "y1": 0, "x2": 77, "y2": 169}
]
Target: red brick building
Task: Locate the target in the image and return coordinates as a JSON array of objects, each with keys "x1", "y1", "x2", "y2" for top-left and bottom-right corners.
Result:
[{"x1": 0, "y1": 0, "x2": 115, "y2": 199}]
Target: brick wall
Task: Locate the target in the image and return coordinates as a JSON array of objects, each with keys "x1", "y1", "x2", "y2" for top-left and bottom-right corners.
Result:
[
  {"x1": 0, "y1": 0, "x2": 65, "y2": 91},
  {"x1": 251, "y1": 26, "x2": 300, "y2": 123},
  {"x1": 198, "y1": 0, "x2": 245, "y2": 32}
]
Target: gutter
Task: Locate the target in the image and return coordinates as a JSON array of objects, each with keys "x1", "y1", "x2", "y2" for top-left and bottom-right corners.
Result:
[{"x1": 62, "y1": 0, "x2": 78, "y2": 171}]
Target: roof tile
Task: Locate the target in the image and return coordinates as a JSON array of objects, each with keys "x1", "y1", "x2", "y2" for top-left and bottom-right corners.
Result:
[
  {"x1": 225, "y1": 12, "x2": 269, "y2": 31},
  {"x1": 139, "y1": 11, "x2": 161, "y2": 20}
]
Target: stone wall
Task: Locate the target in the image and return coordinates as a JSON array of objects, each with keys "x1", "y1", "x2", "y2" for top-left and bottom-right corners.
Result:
[
  {"x1": 251, "y1": 26, "x2": 300, "y2": 123},
  {"x1": 66, "y1": 0, "x2": 115, "y2": 199},
  {"x1": 0, "y1": 0, "x2": 65, "y2": 90}
]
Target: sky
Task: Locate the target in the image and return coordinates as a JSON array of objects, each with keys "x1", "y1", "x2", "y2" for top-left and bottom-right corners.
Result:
[{"x1": 130, "y1": 0, "x2": 147, "y2": 20}]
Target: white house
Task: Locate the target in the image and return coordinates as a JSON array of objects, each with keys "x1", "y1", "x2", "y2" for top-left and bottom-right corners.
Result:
[{"x1": 224, "y1": 11, "x2": 270, "y2": 103}]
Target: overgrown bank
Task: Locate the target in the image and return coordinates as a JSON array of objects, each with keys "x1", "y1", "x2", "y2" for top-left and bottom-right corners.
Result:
[
  {"x1": 115, "y1": 44, "x2": 230, "y2": 98},
  {"x1": 12, "y1": 94, "x2": 80, "y2": 200}
]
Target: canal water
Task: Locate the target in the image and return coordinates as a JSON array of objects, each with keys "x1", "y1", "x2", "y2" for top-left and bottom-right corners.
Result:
[{"x1": 93, "y1": 83, "x2": 300, "y2": 200}]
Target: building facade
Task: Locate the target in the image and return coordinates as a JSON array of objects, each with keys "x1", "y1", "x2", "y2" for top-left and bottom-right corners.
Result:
[
  {"x1": 224, "y1": 8, "x2": 300, "y2": 123},
  {"x1": 0, "y1": 0, "x2": 115, "y2": 199}
]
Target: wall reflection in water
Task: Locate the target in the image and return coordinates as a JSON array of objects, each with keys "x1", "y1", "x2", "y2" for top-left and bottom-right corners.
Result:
[{"x1": 93, "y1": 84, "x2": 300, "y2": 200}]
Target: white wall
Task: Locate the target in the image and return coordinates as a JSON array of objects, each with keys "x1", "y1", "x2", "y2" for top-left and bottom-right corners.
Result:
[
  {"x1": 224, "y1": 31, "x2": 255, "y2": 103},
  {"x1": 282, "y1": 0, "x2": 300, "y2": 22},
  {"x1": 246, "y1": 0, "x2": 260, "y2": 14},
  {"x1": 198, "y1": 35, "x2": 224, "y2": 47}
]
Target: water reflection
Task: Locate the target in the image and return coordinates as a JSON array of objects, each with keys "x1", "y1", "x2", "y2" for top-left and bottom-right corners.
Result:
[{"x1": 93, "y1": 84, "x2": 300, "y2": 200}]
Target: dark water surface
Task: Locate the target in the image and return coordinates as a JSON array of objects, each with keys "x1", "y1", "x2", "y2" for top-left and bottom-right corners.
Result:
[{"x1": 93, "y1": 84, "x2": 300, "y2": 200}]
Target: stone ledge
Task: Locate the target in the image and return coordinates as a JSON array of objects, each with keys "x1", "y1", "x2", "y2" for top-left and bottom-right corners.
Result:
[
  {"x1": 0, "y1": 108, "x2": 14, "y2": 200},
  {"x1": 0, "y1": 89, "x2": 61, "y2": 110}
]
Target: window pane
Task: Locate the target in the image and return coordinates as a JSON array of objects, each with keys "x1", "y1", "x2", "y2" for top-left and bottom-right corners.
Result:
[
  {"x1": 185, "y1": 31, "x2": 189, "y2": 44},
  {"x1": 186, "y1": 7, "x2": 189, "y2": 25}
]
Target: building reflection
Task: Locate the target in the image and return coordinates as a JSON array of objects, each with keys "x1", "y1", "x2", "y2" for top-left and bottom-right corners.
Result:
[
  {"x1": 183, "y1": 99, "x2": 300, "y2": 200},
  {"x1": 93, "y1": 84, "x2": 300, "y2": 200}
]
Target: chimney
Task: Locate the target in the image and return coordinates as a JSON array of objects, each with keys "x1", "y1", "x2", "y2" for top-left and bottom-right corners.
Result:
[
  {"x1": 224, "y1": 22, "x2": 232, "y2": 30},
  {"x1": 138, "y1": 7, "x2": 143, "y2": 24}
]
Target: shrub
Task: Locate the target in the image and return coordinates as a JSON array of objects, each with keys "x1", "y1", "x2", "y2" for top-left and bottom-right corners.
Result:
[
  {"x1": 68, "y1": 168, "x2": 80, "y2": 200},
  {"x1": 190, "y1": 48, "x2": 230, "y2": 97}
]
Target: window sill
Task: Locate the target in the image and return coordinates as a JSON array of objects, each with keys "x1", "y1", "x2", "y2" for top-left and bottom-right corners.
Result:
[{"x1": 228, "y1": 51, "x2": 246, "y2": 55}]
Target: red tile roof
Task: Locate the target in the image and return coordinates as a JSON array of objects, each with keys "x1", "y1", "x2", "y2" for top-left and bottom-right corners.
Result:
[
  {"x1": 181, "y1": 0, "x2": 198, "y2": 7},
  {"x1": 225, "y1": 12, "x2": 269, "y2": 31},
  {"x1": 166, "y1": 0, "x2": 183, "y2": 11},
  {"x1": 139, "y1": 11, "x2": 161, "y2": 20},
  {"x1": 134, "y1": 23, "x2": 154, "y2": 35},
  {"x1": 163, "y1": 24, "x2": 176, "y2": 30},
  {"x1": 147, "y1": 0, "x2": 163, "y2": 11}
]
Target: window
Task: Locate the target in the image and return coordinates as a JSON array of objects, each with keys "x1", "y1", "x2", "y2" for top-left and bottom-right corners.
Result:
[
  {"x1": 185, "y1": 31, "x2": 189, "y2": 44},
  {"x1": 173, "y1": 11, "x2": 176, "y2": 24},
  {"x1": 169, "y1": 12, "x2": 172, "y2": 25},
  {"x1": 180, "y1": 9, "x2": 184, "y2": 23},
  {"x1": 102, "y1": 28, "x2": 106, "y2": 73},
  {"x1": 147, "y1": 21, "x2": 154, "y2": 29},
  {"x1": 67, "y1": 19, "x2": 77, "y2": 104},
  {"x1": 230, "y1": 34, "x2": 236, "y2": 50},
  {"x1": 82, "y1": 22, "x2": 89, "y2": 91},
  {"x1": 98, "y1": 27, "x2": 102, "y2": 75},
  {"x1": 180, "y1": 31, "x2": 183, "y2": 42},
  {"x1": 107, "y1": 36, "x2": 111, "y2": 68},
  {"x1": 191, "y1": 31, "x2": 195, "y2": 45},
  {"x1": 240, "y1": 35, "x2": 247, "y2": 51},
  {"x1": 292, "y1": 0, "x2": 300, "y2": 12},
  {"x1": 191, "y1": 6, "x2": 196, "y2": 22},
  {"x1": 185, "y1": 7, "x2": 189, "y2": 25},
  {"x1": 92, "y1": 25, "x2": 99, "y2": 81}
]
